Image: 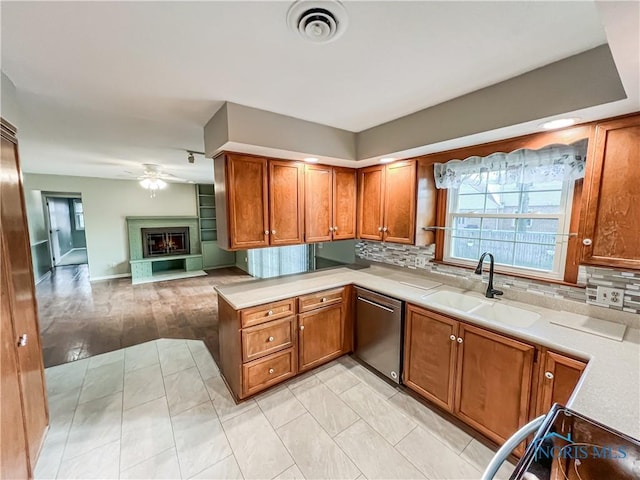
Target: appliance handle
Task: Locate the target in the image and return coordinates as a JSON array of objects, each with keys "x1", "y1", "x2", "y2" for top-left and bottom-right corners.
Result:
[
  {"x1": 481, "y1": 415, "x2": 546, "y2": 480},
  {"x1": 356, "y1": 296, "x2": 394, "y2": 313}
]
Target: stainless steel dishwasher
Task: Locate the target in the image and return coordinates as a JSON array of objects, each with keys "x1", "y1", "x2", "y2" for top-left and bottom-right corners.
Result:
[{"x1": 354, "y1": 287, "x2": 404, "y2": 384}]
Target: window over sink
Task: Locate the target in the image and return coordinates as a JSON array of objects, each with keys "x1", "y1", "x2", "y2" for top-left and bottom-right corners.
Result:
[{"x1": 434, "y1": 140, "x2": 587, "y2": 280}]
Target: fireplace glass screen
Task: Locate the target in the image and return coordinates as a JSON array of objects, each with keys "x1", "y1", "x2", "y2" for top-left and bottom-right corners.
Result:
[{"x1": 142, "y1": 227, "x2": 190, "y2": 258}]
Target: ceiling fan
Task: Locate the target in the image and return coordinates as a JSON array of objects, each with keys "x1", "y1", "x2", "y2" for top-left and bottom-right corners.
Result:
[{"x1": 123, "y1": 164, "x2": 187, "y2": 197}]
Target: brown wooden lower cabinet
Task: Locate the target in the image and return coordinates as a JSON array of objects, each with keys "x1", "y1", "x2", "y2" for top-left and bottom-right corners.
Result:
[
  {"x1": 403, "y1": 305, "x2": 458, "y2": 412},
  {"x1": 536, "y1": 350, "x2": 587, "y2": 415},
  {"x1": 403, "y1": 303, "x2": 588, "y2": 456},
  {"x1": 298, "y1": 303, "x2": 345, "y2": 372},
  {"x1": 218, "y1": 287, "x2": 349, "y2": 400},
  {"x1": 455, "y1": 323, "x2": 535, "y2": 445}
]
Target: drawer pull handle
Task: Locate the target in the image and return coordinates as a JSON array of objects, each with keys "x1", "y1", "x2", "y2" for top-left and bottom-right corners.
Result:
[
  {"x1": 268, "y1": 336, "x2": 275, "y2": 342},
  {"x1": 545, "y1": 371, "x2": 554, "y2": 380},
  {"x1": 267, "y1": 310, "x2": 274, "y2": 316},
  {"x1": 300, "y1": 325, "x2": 305, "y2": 331},
  {"x1": 449, "y1": 334, "x2": 456, "y2": 341},
  {"x1": 321, "y1": 297, "x2": 327, "y2": 303},
  {"x1": 269, "y1": 368, "x2": 275, "y2": 374}
]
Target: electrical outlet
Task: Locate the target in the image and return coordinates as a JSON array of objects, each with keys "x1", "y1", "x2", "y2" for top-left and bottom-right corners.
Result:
[
  {"x1": 596, "y1": 286, "x2": 624, "y2": 307},
  {"x1": 415, "y1": 257, "x2": 428, "y2": 268}
]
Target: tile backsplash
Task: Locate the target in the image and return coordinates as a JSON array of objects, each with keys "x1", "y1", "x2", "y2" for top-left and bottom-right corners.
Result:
[{"x1": 355, "y1": 241, "x2": 640, "y2": 316}]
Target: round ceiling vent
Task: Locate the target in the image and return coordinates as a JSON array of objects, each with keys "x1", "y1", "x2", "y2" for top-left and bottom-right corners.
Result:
[{"x1": 286, "y1": 0, "x2": 348, "y2": 44}]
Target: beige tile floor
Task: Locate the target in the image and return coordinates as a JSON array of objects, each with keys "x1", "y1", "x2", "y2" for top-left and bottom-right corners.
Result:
[{"x1": 36, "y1": 339, "x2": 515, "y2": 480}]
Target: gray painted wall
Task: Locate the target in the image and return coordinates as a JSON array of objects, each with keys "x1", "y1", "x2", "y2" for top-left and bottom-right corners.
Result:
[
  {"x1": 23, "y1": 174, "x2": 197, "y2": 280},
  {"x1": 357, "y1": 45, "x2": 626, "y2": 158}
]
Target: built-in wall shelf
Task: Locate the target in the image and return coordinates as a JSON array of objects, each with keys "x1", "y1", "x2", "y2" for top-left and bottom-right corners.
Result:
[{"x1": 197, "y1": 184, "x2": 236, "y2": 269}]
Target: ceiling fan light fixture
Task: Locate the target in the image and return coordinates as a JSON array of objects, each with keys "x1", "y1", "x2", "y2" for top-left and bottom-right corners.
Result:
[{"x1": 139, "y1": 178, "x2": 167, "y2": 190}]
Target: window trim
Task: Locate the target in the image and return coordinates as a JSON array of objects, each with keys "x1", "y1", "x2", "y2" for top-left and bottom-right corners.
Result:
[
  {"x1": 72, "y1": 199, "x2": 85, "y2": 231},
  {"x1": 442, "y1": 181, "x2": 575, "y2": 282}
]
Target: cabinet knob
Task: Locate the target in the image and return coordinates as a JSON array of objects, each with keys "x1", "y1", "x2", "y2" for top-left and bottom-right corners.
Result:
[
  {"x1": 272, "y1": 230, "x2": 276, "y2": 235},
  {"x1": 457, "y1": 337, "x2": 463, "y2": 344},
  {"x1": 378, "y1": 227, "x2": 383, "y2": 232},
  {"x1": 545, "y1": 371, "x2": 554, "y2": 380},
  {"x1": 268, "y1": 336, "x2": 275, "y2": 342},
  {"x1": 582, "y1": 238, "x2": 592, "y2": 246},
  {"x1": 329, "y1": 227, "x2": 334, "y2": 232},
  {"x1": 269, "y1": 368, "x2": 275, "y2": 374},
  {"x1": 321, "y1": 297, "x2": 327, "y2": 303},
  {"x1": 449, "y1": 334, "x2": 456, "y2": 341},
  {"x1": 267, "y1": 310, "x2": 274, "y2": 316},
  {"x1": 300, "y1": 325, "x2": 305, "y2": 331},
  {"x1": 17, "y1": 334, "x2": 27, "y2": 347},
  {"x1": 264, "y1": 230, "x2": 270, "y2": 235},
  {"x1": 382, "y1": 227, "x2": 388, "y2": 232},
  {"x1": 333, "y1": 226, "x2": 338, "y2": 231}
]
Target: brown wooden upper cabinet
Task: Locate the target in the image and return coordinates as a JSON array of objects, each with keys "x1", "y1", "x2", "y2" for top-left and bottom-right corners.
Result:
[
  {"x1": 214, "y1": 153, "x2": 304, "y2": 250},
  {"x1": 357, "y1": 160, "x2": 417, "y2": 244},
  {"x1": 404, "y1": 303, "x2": 535, "y2": 449},
  {"x1": 580, "y1": 114, "x2": 640, "y2": 269},
  {"x1": 305, "y1": 165, "x2": 356, "y2": 242}
]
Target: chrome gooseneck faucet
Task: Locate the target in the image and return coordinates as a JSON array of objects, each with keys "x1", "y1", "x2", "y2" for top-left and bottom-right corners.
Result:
[{"x1": 474, "y1": 252, "x2": 503, "y2": 299}]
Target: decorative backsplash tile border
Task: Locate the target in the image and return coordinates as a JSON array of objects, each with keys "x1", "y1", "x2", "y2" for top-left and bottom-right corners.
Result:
[{"x1": 355, "y1": 241, "x2": 640, "y2": 316}]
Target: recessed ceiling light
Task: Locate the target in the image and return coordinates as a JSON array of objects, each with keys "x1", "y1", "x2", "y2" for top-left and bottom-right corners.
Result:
[
  {"x1": 380, "y1": 157, "x2": 395, "y2": 164},
  {"x1": 304, "y1": 157, "x2": 319, "y2": 163},
  {"x1": 188, "y1": 180, "x2": 195, "y2": 184},
  {"x1": 540, "y1": 118, "x2": 580, "y2": 130}
]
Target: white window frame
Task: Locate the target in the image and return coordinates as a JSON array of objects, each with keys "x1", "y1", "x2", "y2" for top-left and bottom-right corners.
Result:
[
  {"x1": 443, "y1": 181, "x2": 575, "y2": 281},
  {"x1": 73, "y1": 199, "x2": 85, "y2": 231}
]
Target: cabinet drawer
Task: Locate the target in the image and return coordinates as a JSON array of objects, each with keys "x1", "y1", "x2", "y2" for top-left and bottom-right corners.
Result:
[
  {"x1": 240, "y1": 298, "x2": 296, "y2": 328},
  {"x1": 242, "y1": 317, "x2": 295, "y2": 362},
  {"x1": 298, "y1": 288, "x2": 345, "y2": 313},
  {"x1": 242, "y1": 348, "x2": 296, "y2": 397}
]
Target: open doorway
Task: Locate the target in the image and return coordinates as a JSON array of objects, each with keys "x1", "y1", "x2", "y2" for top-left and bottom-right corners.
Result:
[{"x1": 43, "y1": 194, "x2": 88, "y2": 266}]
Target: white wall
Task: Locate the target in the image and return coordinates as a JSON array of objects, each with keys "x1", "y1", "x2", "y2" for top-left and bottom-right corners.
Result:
[
  {"x1": 23, "y1": 174, "x2": 197, "y2": 280},
  {"x1": 1, "y1": 71, "x2": 21, "y2": 126}
]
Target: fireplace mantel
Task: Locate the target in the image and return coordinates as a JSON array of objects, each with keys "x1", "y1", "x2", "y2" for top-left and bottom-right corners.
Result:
[{"x1": 126, "y1": 216, "x2": 205, "y2": 284}]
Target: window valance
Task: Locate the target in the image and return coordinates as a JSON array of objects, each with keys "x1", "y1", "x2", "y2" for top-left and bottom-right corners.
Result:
[{"x1": 433, "y1": 139, "x2": 588, "y2": 189}]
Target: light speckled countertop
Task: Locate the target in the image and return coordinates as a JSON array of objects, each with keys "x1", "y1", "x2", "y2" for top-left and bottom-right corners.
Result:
[{"x1": 215, "y1": 265, "x2": 640, "y2": 439}]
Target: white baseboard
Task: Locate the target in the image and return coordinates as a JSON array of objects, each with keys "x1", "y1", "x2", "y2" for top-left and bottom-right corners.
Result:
[
  {"x1": 89, "y1": 273, "x2": 132, "y2": 282},
  {"x1": 35, "y1": 270, "x2": 52, "y2": 285}
]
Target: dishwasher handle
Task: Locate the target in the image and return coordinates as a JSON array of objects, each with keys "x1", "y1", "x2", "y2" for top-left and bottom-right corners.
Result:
[{"x1": 357, "y1": 296, "x2": 395, "y2": 313}]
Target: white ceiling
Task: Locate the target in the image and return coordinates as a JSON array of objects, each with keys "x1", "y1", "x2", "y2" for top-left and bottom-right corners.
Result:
[{"x1": 1, "y1": 1, "x2": 637, "y2": 183}]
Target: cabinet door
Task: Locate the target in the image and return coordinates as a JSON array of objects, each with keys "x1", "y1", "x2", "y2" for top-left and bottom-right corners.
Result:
[
  {"x1": 581, "y1": 115, "x2": 640, "y2": 269},
  {"x1": 332, "y1": 167, "x2": 357, "y2": 240},
  {"x1": 269, "y1": 160, "x2": 304, "y2": 246},
  {"x1": 298, "y1": 304, "x2": 345, "y2": 372},
  {"x1": 1, "y1": 259, "x2": 29, "y2": 480},
  {"x1": 383, "y1": 160, "x2": 416, "y2": 244},
  {"x1": 403, "y1": 305, "x2": 458, "y2": 412},
  {"x1": 1, "y1": 126, "x2": 48, "y2": 472},
  {"x1": 227, "y1": 155, "x2": 270, "y2": 249},
  {"x1": 455, "y1": 323, "x2": 534, "y2": 445},
  {"x1": 357, "y1": 165, "x2": 385, "y2": 240},
  {"x1": 537, "y1": 351, "x2": 586, "y2": 415},
  {"x1": 305, "y1": 164, "x2": 333, "y2": 243}
]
